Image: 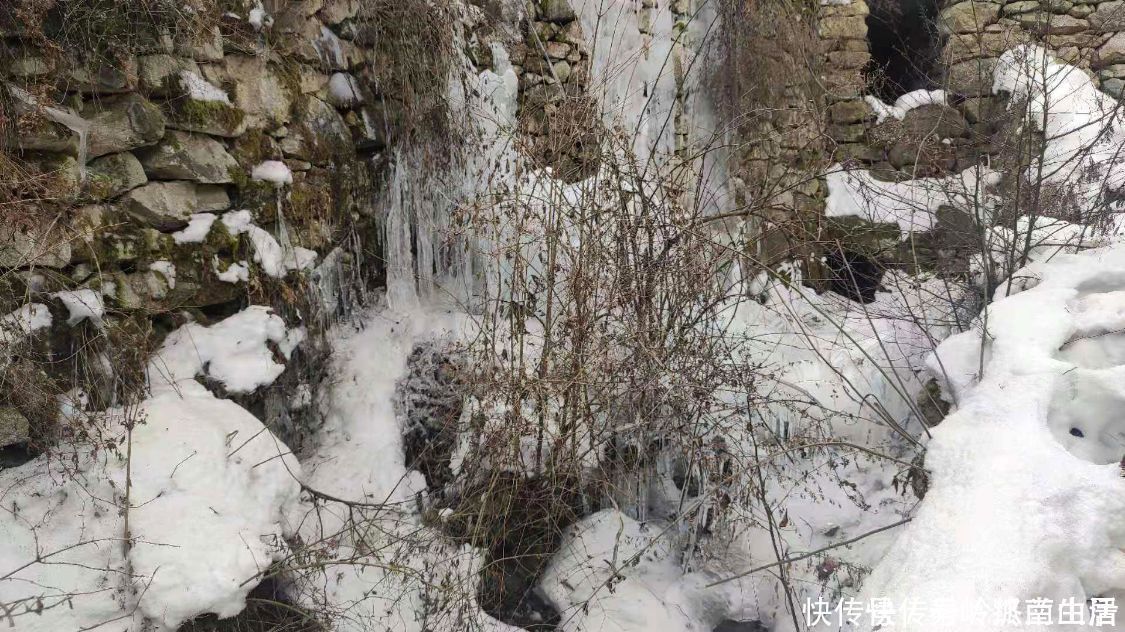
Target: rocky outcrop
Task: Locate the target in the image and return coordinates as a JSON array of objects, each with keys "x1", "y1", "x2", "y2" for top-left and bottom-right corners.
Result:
[
  {"x1": 85, "y1": 93, "x2": 167, "y2": 158},
  {"x1": 135, "y1": 131, "x2": 239, "y2": 183}
]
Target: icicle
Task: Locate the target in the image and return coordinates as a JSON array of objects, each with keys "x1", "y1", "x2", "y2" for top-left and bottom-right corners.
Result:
[{"x1": 384, "y1": 150, "x2": 419, "y2": 311}]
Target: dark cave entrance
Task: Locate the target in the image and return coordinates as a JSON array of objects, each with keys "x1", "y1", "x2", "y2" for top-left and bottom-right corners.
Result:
[
  {"x1": 864, "y1": 0, "x2": 942, "y2": 101},
  {"x1": 824, "y1": 248, "x2": 886, "y2": 304}
]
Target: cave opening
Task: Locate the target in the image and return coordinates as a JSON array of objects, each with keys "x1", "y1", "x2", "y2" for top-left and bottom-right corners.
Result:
[
  {"x1": 864, "y1": 0, "x2": 942, "y2": 102},
  {"x1": 824, "y1": 248, "x2": 886, "y2": 304}
]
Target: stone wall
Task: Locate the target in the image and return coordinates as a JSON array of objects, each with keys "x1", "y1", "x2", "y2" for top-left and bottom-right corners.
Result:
[
  {"x1": 510, "y1": 0, "x2": 599, "y2": 181},
  {"x1": 0, "y1": 0, "x2": 399, "y2": 448}
]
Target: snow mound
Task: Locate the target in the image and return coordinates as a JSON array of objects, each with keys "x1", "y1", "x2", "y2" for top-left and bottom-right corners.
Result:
[
  {"x1": 993, "y1": 45, "x2": 1125, "y2": 206},
  {"x1": 857, "y1": 239, "x2": 1125, "y2": 631},
  {"x1": 541, "y1": 510, "x2": 723, "y2": 632},
  {"x1": 0, "y1": 310, "x2": 302, "y2": 631},
  {"x1": 146, "y1": 305, "x2": 294, "y2": 393},
  {"x1": 173, "y1": 212, "x2": 217, "y2": 244},
  {"x1": 251, "y1": 160, "x2": 293, "y2": 185}
]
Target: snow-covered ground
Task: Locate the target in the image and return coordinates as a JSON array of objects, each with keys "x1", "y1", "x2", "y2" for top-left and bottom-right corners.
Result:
[{"x1": 4, "y1": 7, "x2": 1125, "y2": 632}]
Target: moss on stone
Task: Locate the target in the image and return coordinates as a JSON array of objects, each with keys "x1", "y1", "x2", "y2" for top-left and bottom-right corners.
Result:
[{"x1": 166, "y1": 98, "x2": 247, "y2": 137}]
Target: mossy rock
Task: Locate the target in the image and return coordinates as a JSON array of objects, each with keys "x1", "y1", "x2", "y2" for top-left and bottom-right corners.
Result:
[
  {"x1": 163, "y1": 97, "x2": 248, "y2": 138},
  {"x1": 84, "y1": 152, "x2": 148, "y2": 200}
]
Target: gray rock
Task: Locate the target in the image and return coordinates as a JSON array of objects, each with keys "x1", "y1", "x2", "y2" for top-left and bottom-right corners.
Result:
[
  {"x1": 538, "y1": 0, "x2": 577, "y2": 23},
  {"x1": 163, "y1": 98, "x2": 249, "y2": 138},
  {"x1": 85, "y1": 94, "x2": 167, "y2": 158},
  {"x1": 65, "y1": 54, "x2": 138, "y2": 94},
  {"x1": 818, "y1": 15, "x2": 868, "y2": 39},
  {"x1": 203, "y1": 55, "x2": 293, "y2": 128},
  {"x1": 135, "y1": 131, "x2": 239, "y2": 183},
  {"x1": 0, "y1": 408, "x2": 29, "y2": 448},
  {"x1": 138, "y1": 54, "x2": 202, "y2": 96},
  {"x1": 938, "y1": 1, "x2": 1001, "y2": 34},
  {"x1": 123, "y1": 181, "x2": 230, "y2": 230},
  {"x1": 287, "y1": 96, "x2": 352, "y2": 164},
  {"x1": 1015, "y1": 12, "x2": 1089, "y2": 33},
  {"x1": 174, "y1": 25, "x2": 223, "y2": 62},
  {"x1": 1097, "y1": 32, "x2": 1125, "y2": 67},
  {"x1": 319, "y1": 0, "x2": 360, "y2": 24},
  {"x1": 829, "y1": 99, "x2": 872, "y2": 124},
  {"x1": 85, "y1": 152, "x2": 148, "y2": 199},
  {"x1": 946, "y1": 58, "x2": 999, "y2": 96},
  {"x1": 0, "y1": 224, "x2": 72, "y2": 269},
  {"x1": 1088, "y1": 0, "x2": 1125, "y2": 29}
]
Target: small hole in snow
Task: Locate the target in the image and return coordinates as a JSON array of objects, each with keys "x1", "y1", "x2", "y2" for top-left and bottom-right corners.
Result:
[{"x1": 1070, "y1": 427, "x2": 1085, "y2": 438}]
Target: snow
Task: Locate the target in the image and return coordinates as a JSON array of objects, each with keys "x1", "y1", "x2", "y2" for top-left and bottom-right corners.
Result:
[
  {"x1": 214, "y1": 257, "x2": 250, "y2": 283},
  {"x1": 248, "y1": 1, "x2": 269, "y2": 31},
  {"x1": 222, "y1": 210, "x2": 316, "y2": 277},
  {"x1": 0, "y1": 310, "x2": 302, "y2": 631},
  {"x1": 993, "y1": 45, "x2": 1125, "y2": 207},
  {"x1": 51, "y1": 288, "x2": 105, "y2": 326},
  {"x1": 864, "y1": 89, "x2": 947, "y2": 124},
  {"x1": 289, "y1": 306, "x2": 519, "y2": 632},
  {"x1": 172, "y1": 212, "x2": 217, "y2": 244},
  {"x1": 826, "y1": 164, "x2": 1000, "y2": 237},
  {"x1": 855, "y1": 239, "x2": 1125, "y2": 631},
  {"x1": 128, "y1": 385, "x2": 301, "y2": 628},
  {"x1": 150, "y1": 260, "x2": 176, "y2": 290},
  {"x1": 146, "y1": 305, "x2": 294, "y2": 393},
  {"x1": 251, "y1": 160, "x2": 293, "y2": 185},
  {"x1": 0, "y1": 303, "x2": 52, "y2": 345},
  {"x1": 328, "y1": 72, "x2": 363, "y2": 105},
  {"x1": 179, "y1": 70, "x2": 230, "y2": 104}
]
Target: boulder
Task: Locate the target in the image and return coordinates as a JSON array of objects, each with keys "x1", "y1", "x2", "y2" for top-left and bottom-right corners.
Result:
[
  {"x1": 1014, "y1": 12, "x2": 1089, "y2": 33},
  {"x1": 944, "y1": 29, "x2": 1028, "y2": 64},
  {"x1": 163, "y1": 97, "x2": 249, "y2": 138},
  {"x1": 318, "y1": 0, "x2": 360, "y2": 24},
  {"x1": 538, "y1": 0, "x2": 577, "y2": 23},
  {"x1": 0, "y1": 224, "x2": 72, "y2": 269},
  {"x1": 85, "y1": 152, "x2": 148, "y2": 200},
  {"x1": 85, "y1": 94, "x2": 166, "y2": 158},
  {"x1": 1097, "y1": 31, "x2": 1125, "y2": 67},
  {"x1": 1089, "y1": 0, "x2": 1125, "y2": 29},
  {"x1": 65, "y1": 54, "x2": 138, "y2": 94},
  {"x1": 123, "y1": 181, "x2": 230, "y2": 230},
  {"x1": 818, "y1": 15, "x2": 868, "y2": 39},
  {"x1": 827, "y1": 51, "x2": 872, "y2": 69},
  {"x1": 938, "y1": 1, "x2": 1001, "y2": 34},
  {"x1": 946, "y1": 58, "x2": 999, "y2": 96},
  {"x1": 138, "y1": 54, "x2": 202, "y2": 96},
  {"x1": 0, "y1": 408, "x2": 29, "y2": 448},
  {"x1": 9, "y1": 51, "x2": 54, "y2": 78},
  {"x1": 174, "y1": 25, "x2": 224, "y2": 62},
  {"x1": 135, "y1": 130, "x2": 239, "y2": 183},
  {"x1": 8, "y1": 116, "x2": 80, "y2": 155},
  {"x1": 829, "y1": 99, "x2": 872, "y2": 124},
  {"x1": 202, "y1": 55, "x2": 293, "y2": 128},
  {"x1": 285, "y1": 96, "x2": 353, "y2": 164}
]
